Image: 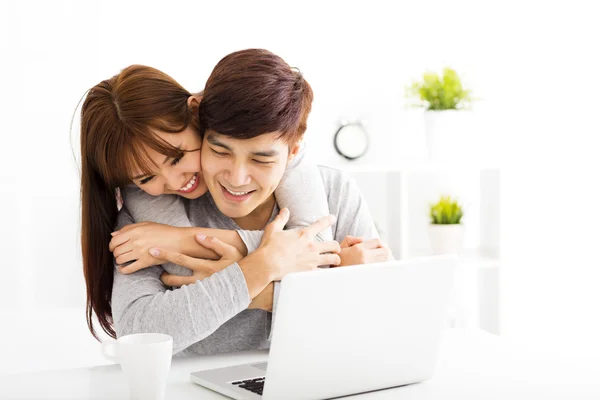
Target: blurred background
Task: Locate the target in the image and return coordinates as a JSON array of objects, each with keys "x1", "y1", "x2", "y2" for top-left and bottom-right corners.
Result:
[{"x1": 0, "y1": 0, "x2": 598, "y2": 375}]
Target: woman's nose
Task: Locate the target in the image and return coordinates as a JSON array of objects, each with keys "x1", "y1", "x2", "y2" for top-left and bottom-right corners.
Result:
[{"x1": 165, "y1": 172, "x2": 187, "y2": 192}]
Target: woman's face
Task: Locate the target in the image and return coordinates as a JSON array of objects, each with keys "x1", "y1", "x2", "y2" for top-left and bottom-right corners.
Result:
[{"x1": 130, "y1": 126, "x2": 208, "y2": 199}]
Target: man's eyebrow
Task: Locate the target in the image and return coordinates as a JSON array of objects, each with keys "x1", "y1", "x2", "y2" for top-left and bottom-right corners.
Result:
[
  {"x1": 207, "y1": 134, "x2": 278, "y2": 157},
  {"x1": 251, "y1": 149, "x2": 279, "y2": 157},
  {"x1": 207, "y1": 135, "x2": 232, "y2": 151}
]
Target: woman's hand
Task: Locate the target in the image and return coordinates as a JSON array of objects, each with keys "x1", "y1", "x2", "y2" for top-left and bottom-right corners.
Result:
[
  {"x1": 338, "y1": 236, "x2": 393, "y2": 266},
  {"x1": 239, "y1": 208, "x2": 341, "y2": 283},
  {"x1": 148, "y1": 234, "x2": 244, "y2": 287},
  {"x1": 109, "y1": 222, "x2": 188, "y2": 274}
]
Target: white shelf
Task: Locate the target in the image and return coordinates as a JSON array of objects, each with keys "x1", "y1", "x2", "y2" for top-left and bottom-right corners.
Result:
[
  {"x1": 407, "y1": 249, "x2": 500, "y2": 269},
  {"x1": 342, "y1": 167, "x2": 501, "y2": 336}
]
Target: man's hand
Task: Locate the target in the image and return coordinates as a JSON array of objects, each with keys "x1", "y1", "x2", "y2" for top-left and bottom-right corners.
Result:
[
  {"x1": 146, "y1": 234, "x2": 243, "y2": 287},
  {"x1": 248, "y1": 208, "x2": 342, "y2": 281},
  {"x1": 338, "y1": 236, "x2": 393, "y2": 266},
  {"x1": 248, "y1": 282, "x2": 274, "y2": 312},
  {"x1": 110, "y1": 222, "x2": 189, "y2": 274}
]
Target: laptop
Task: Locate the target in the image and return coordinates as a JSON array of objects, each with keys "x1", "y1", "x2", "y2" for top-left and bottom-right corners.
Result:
[{"x1": 190, "y1": 255, "x2": 456, "y2": 399}]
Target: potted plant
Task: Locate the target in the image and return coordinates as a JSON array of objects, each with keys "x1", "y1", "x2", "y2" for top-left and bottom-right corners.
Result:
[
  {"x1": 406, "y1": 68, "x2": 473, "y2": 162},
  {"x1": 428, "y1": 195, "x2": 465, "y2": 255}
]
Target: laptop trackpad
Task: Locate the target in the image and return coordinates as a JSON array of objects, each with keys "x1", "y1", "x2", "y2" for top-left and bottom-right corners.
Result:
[{"x1": 252, "y1": 362, "x2": 268, "y2": 371}]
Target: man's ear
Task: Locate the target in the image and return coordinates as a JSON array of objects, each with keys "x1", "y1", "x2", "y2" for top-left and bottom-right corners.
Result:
[
  {"x1": 288, "y1": 138, "x2": 303, "y2": 161},
  {"x1": 187, "y1": 92, "x2": 203, "y2": 110}
]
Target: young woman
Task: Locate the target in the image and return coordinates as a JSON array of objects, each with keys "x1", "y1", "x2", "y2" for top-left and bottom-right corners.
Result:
[{"x1": 80, "y1": 58, "x2": 338, "y2": 345}]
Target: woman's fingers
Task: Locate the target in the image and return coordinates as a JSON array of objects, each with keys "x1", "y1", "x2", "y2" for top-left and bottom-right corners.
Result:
[
  {"x1": 345, "y1": 235, "x2": 364, "y2": 246},
  {"x1": 301, "y1": 215, "x2": 336, "y2": 239},
  {"x1": 315, "y1": 240, "x2": 341, "y2": 254},
  {"x1": 160, "y1": 272, "x2": 197, "y2": 287},
  {"x1": 319, "y1": 253, "x2": 341, "y2": 266},
  {"x1": 263, "y1": 208, "x2": 290, "y2": 237},
  {"x1": 371, "y1": 247, "x2": 393, "y2": 262},
  {"x1": 195, "y1": 235, "x2": 240, "y2": 259},
  {"x1": 357, "y1": 238, "x2": 385, "y2": 250}
]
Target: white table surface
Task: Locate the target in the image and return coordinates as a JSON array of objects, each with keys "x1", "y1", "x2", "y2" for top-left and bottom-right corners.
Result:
[{"x1": 1, "y1": 328, "x2": 598, "y2": 400}]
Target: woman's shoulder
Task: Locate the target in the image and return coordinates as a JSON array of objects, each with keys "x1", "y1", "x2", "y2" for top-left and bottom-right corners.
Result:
[{"x1": 121, "y1": 185, "x2": 190, "y2": 222}]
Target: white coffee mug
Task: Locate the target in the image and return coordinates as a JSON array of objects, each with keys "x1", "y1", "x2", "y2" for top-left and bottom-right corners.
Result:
[{"x1": 102, "y1": 333, "x2": 173, "y2": 400}]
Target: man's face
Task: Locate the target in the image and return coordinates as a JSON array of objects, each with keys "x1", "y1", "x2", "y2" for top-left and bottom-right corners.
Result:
[{"x1": 201, "y1": 130, "x2": 298, "y2": 219}]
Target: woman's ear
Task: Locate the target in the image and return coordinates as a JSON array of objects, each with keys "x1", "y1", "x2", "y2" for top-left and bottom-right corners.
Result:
[{"x1": 187, "y1": 92, "x2": 203, "y2": 110}]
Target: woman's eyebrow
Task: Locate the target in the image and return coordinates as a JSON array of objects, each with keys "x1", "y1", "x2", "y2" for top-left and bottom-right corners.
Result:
[
  {"x1": 161, "y1": 143, "x2": 183, "y2": 164},
  {"x1": 132, "y1": 143, "x2": 183, "y2": 180},
  {"x1": 132, "y1": 172, "x2": 149, "y2": 180}
]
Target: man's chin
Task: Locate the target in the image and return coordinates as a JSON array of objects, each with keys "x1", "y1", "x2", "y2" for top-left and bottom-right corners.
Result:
[{"x1": 213, "y1": 200, "x2": 252, "y2": 219}]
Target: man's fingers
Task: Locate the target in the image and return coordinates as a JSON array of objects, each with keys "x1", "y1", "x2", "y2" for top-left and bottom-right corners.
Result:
[
  {"x1": 359, "y1": 238, "x2": 385, "y2": 250},
  {"x1": 196, "y1": 235, "x2": 239, "y2": 259},
  {"x1": 301, "y1": 215, "x2": 336, "y2": 239},
  {"x1": 113, "y1": 243, "x2": 133, "y2": 259},
  {"x1": 149, "y1": 247, "x2": 212, "y2": 272},
  {"x1": 109, "y1": 235, "x2": 130, "y2": 252},
  {"x1": 149, "y1": 248, "x2": 196, "y2": 268},
  {"x1": 115, "y1": 250, "x2": 135, "y2": 266},
  {"x1": 319, "y1": 253, "x2": 341, "y2": 266},
  {"x1": 264, "y1": 208, "x2": 290, "y2": 237},
  {"x1": 160, "y1": 272, "x2": 197, "y2": 287},
  {"x1": 315, "y1": 240, "x2": 341, "y2": 255},
  {"x1": 118, "y1": 260, "x2": 146, "y2": 275},
  {"x1": 111, "y1": 222, "x2": 144, "y2": 236}
]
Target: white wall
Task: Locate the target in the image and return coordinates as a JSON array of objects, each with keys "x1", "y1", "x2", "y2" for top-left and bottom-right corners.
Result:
[{"x1": 1, "y1": 0, "x2": 599, "y2": 367}]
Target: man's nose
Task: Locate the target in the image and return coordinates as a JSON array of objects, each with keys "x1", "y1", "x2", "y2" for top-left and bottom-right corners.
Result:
[{"x1": 226, "y1": 162, "x2": 251, "y2": 188}]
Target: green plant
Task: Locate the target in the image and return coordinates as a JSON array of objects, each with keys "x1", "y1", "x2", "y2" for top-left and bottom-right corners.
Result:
[
  {"x1": 407, "y1": 68, "x2": 472, "y2": 110},
  {"x1": 430, "y1": 196, "x2": 464, "y2": 224}
]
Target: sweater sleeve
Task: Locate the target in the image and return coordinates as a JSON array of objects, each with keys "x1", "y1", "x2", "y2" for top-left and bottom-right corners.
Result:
[
  {"x1": 111, "y1": 207, "x2": 251, "y2": 354},
  {"x1": 121, "y1": 185, "x2": 193, "y2": 275},
  {"x1": 275, "y1": 143, "x2": 333, "y2": 243}
]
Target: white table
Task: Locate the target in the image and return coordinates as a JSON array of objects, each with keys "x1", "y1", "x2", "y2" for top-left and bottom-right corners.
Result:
[{"x1": 1, "y1": 329, "x2": 598, "y2": 400}]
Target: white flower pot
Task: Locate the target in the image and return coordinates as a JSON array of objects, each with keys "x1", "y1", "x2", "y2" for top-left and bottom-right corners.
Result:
[
  {"x1": 428, "y1": 224, "x2": 465, "y2": 255},
  {"x1": 424, "y1": 110, "x2": 472, "y2": 163}
]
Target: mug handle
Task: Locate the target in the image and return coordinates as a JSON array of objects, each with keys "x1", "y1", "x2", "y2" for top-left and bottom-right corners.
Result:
[{"x1": 101, "y1": 339, "x2": 119, "y2": 363}]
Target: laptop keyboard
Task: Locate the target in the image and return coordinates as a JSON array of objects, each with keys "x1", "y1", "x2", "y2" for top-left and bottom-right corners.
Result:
[{"x1": 231, "y1": 377, "x2": 265, "y2": 396}]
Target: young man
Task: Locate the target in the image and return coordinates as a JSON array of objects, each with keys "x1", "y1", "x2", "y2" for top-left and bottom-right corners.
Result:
[{"x1": 111, "y1": 49, "x2": 392, "y2": 355}]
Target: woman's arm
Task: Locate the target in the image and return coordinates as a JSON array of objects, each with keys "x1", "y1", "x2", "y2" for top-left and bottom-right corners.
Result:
[
  {"x1": 113, "y1": 185, "x2": 249, "y2": 273},
  {"x1": 275, "y1": 143, "x2": 333, "y2": 243},
  {"x1": 112, "y1": 207, "x2": 336, "y2": 353},
  {"x1": 111, "y1": 207, "x2": 255, "y2": 354}
]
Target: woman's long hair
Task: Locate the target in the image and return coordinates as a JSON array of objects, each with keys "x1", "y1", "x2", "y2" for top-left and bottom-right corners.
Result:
[{"x1": 80, "y1": 65, "x2": 198, "y2": 340}]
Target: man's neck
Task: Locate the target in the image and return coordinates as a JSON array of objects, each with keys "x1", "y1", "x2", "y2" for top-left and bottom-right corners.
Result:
[{"x1": 232, "y1": 195, "x2": 276, "y2": 230}]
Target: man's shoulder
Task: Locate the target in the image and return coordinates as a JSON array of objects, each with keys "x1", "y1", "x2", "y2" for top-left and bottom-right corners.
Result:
[
  {"x1": 317, "y1": 165, "x2": 357, "y2": 200},
  {"x1": 317, "y1": 165, "x2": 353, "y2": 186}
]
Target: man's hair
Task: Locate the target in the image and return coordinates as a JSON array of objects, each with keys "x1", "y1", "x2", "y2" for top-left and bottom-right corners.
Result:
[{"x1": 198, "y1": 49, "x2": 313, "y2": 145}]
